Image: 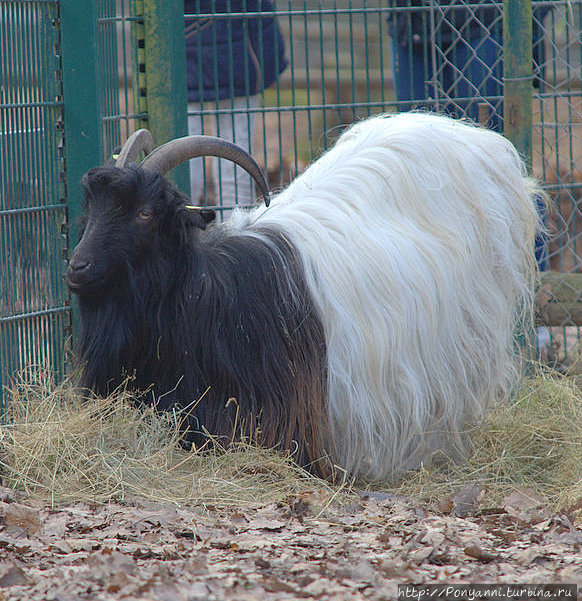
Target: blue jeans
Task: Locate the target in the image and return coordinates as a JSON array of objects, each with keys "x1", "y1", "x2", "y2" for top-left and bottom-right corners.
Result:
[
  {"x1": 391, "y1": 37, "x2": 547, "y2": 270},
  {"x1": 392, "y1": 35, "x2": 504, "y2": 131}
]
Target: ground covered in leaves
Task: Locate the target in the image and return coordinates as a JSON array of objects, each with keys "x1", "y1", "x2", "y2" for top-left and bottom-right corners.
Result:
[
  {"x1": 1, "y1": 484, "x2": 581, "y2": 600},
  {"x1": 1, "y1": 371, "x2": 582, "y2": 599}
]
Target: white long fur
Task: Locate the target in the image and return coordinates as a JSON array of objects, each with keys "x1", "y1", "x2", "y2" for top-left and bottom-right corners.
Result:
[{"x1": 229, "y1": 112, "x2": 541, "y2": 480}]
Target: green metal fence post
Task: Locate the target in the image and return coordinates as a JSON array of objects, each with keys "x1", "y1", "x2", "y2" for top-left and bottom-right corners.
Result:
[
  {"x1": 142, "y1": 0, "x2": 189, "y2": 193},
  {"x1": 59, "y1": 0, "x2": 104, "y2": 344},
  {"x1": 504, "y1": 0, "x2": 535, "y2": 359},
  {"x1": 503, "y1": 0, "x2": 533, "y2": 170}
]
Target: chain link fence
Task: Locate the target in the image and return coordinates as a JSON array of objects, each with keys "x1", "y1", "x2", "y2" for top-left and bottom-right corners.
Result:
[
  {"x1": 533, "y1": 0, "x2": 582, "y2": 367},
  {"x1": 1, "y1": 0, "x2": 581, "y2": 406}
]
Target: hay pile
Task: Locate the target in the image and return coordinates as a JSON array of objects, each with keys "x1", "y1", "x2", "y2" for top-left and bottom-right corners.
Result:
[
  {"x1": 391, "y1": 368, "x2": 582, "y2": 510},
  {"x1": 0, "y1": 369, "x2": 331, "y2": 508},
  {"x1": 1, "y1": 368, "x2": 581, "y2": 510}
]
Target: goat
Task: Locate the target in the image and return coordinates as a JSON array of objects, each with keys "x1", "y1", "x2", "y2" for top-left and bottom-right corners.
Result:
[{"x1": 67, "y1": 112, "x2": 541, "y2": 481}]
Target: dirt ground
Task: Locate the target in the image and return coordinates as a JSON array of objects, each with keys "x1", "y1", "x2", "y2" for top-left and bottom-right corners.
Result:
[{"x1": 1, "y1": 484, "x2": 581, "y2": 601}]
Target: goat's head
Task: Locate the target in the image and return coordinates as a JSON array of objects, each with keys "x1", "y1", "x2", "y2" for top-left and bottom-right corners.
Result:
[{"x1": 67, "y1": 130, "x2": 270, "y2": 298}]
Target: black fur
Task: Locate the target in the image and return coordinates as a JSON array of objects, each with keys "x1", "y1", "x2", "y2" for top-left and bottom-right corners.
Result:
[{"x1": 67, "y1": 165, "x2": 330, "y2": 472}]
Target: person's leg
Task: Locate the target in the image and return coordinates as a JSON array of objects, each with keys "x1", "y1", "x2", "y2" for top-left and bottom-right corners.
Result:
[
  {"x1": 467, "y1": 34, "x2": 503, "y2": 130},
  {"x1": 187, "y1": 102, "x2": 208, "y2": 204},
  {"x1": 213, "y1": 95, "x2": 259, "y2": 209},
  {"x1": 437, "y1": 34, "x2": 503, "y2": 130},
  {"x1": 391, "y1": 41, "x2": 434, "y2": 110}
]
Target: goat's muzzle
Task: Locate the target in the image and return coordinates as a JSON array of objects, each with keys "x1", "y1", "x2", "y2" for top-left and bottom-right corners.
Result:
[{"x1": 66, "y1": 256, "x2": 103, "y2": 294}]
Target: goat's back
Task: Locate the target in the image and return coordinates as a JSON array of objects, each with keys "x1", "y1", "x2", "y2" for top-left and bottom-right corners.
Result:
[{"x1": 233, "y1": 112, "x2": 541, "y2": 479}]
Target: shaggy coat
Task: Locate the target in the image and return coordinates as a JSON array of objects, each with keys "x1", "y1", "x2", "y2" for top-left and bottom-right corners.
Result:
[{"x1": 68, "y1": 112, "x2": 541, "y2": 481}]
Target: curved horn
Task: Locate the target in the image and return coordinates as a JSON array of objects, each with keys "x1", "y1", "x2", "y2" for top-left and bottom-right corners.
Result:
[
  {"x1": 115, "y1": 129, "x2": 155, "y2": 168},
  {"x1": 141, "y1": 135, "x2": 271, "y2": 207}
]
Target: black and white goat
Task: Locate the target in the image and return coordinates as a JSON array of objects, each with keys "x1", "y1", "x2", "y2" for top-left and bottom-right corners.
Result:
[{"x1": 67, "y1": 113, "x2": 541, "y2": 480}]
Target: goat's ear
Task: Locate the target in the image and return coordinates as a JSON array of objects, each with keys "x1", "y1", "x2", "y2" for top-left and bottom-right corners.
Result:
[
  {"x1": 189, "y1": 206, "x2": 216, "y2": 225},
  {"x1": 108, "y1": 146, "x2": 122, "y2": 165},
  {"x1": 177, "y1": 205, "x2": 215, "y2": 230},
  {"x1": 159, "y1": 184, "x2": 209, "y2": 232}
]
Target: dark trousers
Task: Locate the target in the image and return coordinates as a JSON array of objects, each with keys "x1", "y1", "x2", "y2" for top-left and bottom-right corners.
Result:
[
  {"x1": 392, "y1": 34, "x2": 504, "y2": 131},
  {"x1": 391, "y1": 36, "x2": 547, "y2": 270}
]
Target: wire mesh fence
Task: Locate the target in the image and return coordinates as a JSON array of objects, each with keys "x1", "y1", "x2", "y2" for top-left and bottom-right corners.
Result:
[
  {"x1": 0, "y1": 0, "x2": 69, "y2": 409},
  {"x1": 1, "y1": 0, "x2": 582, "y2": 404},
  {"x1": 529, "y1": 0, "x2": 582, "y2": 365},
  {"x1": 98, "y1": 1, "x2": 140, "y2": 154},
  {"x1": 185, "y1": 2, "x2": 395, "y2": 213}
]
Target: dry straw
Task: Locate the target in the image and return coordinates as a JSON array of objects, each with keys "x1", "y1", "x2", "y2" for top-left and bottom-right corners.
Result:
[
  {"x1": 0, "y1": 369, "x2": 334, "y2": 508},
  {"x1": 390, "y1": 367, "x2": 582, "y2": 510},
  {"x1": 1, "y1": 367, "x2": 581, "y2": 510}
]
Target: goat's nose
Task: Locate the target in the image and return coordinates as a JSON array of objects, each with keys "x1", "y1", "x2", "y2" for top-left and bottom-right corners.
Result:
[
  {"x1": 69, "y1": 257, "x2": 91, "y2": 273},
  {"x1": 66, "y1": 255, "x2": 97, "y2": 292}
]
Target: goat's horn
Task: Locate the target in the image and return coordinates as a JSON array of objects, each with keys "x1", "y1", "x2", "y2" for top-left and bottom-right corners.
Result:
[
  {"x1": 140, "y1": 135, "x2": 271, "y2": 206},
  {"x1": 115, "y1": 129, "x2": 155, "y2": 167}
]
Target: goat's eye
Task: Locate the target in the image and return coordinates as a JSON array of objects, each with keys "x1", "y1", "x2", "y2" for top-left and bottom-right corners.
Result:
[{"x1": 138, "y1": 210, "x2": 153, "y2": 221}]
